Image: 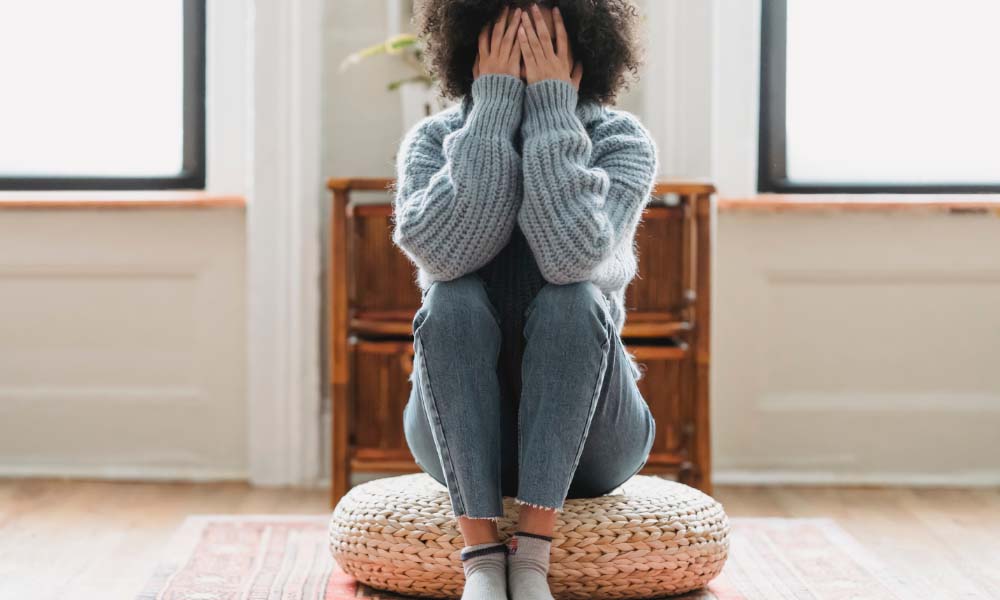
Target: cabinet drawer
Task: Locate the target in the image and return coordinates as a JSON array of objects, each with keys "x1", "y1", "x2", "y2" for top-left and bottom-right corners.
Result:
[
  {"x1": 631, "y1": 344, "x2": 692, "y2": 467},
  {"x1": 627, "y1": 205, "x2": 690, "y2": 318},
  {"x1": 350, "y1": 207, "x2": 422, "y2": 319},
  {"x1": 350, "y1": 340, "x2": 415, "y2": 464}
]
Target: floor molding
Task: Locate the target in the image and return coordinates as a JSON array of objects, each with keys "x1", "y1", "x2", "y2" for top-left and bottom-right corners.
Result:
[
  {"x1": 713, "y1": 469, "x2": 1000, "y2": 487},
  {"x1": 0, "y1": 464, "x2": 247, "y2": 482}
]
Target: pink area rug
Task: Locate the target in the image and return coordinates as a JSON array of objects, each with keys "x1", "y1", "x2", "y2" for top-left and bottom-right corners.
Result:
[{"x1": 137, "y1": 516, "x2": 919, "y2": 599}]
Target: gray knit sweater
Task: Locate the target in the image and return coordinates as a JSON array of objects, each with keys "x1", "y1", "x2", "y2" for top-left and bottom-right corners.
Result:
[{"x1": 393, "y1": 73, "x2": 658, "y2": 379}]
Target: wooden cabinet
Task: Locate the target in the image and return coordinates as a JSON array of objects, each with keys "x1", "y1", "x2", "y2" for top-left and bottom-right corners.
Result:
[{"x1": 328, "y1": 178, "x2": 715, "y2": 505}]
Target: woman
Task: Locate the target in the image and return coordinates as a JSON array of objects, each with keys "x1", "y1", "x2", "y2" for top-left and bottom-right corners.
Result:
[{"x1": 394, "y1": 2, "x2": 657, "y2": 598}]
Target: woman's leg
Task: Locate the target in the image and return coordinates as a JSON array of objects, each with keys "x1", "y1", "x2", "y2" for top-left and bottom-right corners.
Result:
[
  {"x1": 517, "y1": 280, "x2": 653, "y2": 512},
  {"x1": 404, "y1": 275, "x2": 512, "y2": 600},
  {"x1": 403, "y1": 273, "x2": 507, "y2": 533},
  {"x1": 507, "y1": 281, "x2": 654, "y2": 600}
]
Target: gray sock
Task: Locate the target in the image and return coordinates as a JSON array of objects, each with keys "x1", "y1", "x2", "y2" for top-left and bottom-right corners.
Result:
[
  {"x1": 460, "y1": 542, "x2": 508, "y2": 600},
  {"x1": 506, "y1": 532, "x2": 554, "y2": 600}
]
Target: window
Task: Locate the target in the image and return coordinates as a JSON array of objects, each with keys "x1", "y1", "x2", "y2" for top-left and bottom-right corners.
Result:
[
  {"x1": 759, "y1": 0, "x2": 1000, "y2": 193},
  {"x1": 0, "y1": 0, "x2": 206, "y2": 190}
]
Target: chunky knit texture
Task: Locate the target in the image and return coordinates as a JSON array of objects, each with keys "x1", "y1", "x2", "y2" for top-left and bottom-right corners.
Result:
[{"x1": 393, "y1": 73, "x2": 658, "y2": 379}]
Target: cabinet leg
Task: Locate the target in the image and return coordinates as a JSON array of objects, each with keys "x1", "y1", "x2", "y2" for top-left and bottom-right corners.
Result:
[
  {"x1": 331, "y1": 382, "x2": 350, "y2": 508},
  {"x1": 331, "y1": 458, "x2": 350, "y2": 507},
  {"x1": 689, "y1": 466, "x2": 712, "y2": 496},
  {"x1": 678, "y1": 461, "x2": 712, "y2": 495}
]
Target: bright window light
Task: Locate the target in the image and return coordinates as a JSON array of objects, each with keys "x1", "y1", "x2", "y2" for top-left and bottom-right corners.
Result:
[
  {"x1": 785, "y1": 0, "x2": 1000, "y2": 185},
  {"x1": 0, "y1": 0, "x2": 185, "y2": 179}
]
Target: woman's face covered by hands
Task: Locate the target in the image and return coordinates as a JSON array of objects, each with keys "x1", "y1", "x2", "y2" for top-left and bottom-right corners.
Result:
[{"x1": 473, "y1": 3, "x2": 582, "y2": 91}]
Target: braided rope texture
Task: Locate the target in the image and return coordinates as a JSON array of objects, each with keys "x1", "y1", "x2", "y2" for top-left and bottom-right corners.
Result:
[{"x1": 329, "y1": 473, "x2": 730, "y2": 599}]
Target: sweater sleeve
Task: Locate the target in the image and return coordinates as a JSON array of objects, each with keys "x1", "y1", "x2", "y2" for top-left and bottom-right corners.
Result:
[
  {"x1": 517, "y1": 79, "x2": 658, "y2": 285},
  {"x1": 392, "y1": 73, "x2": 525, "y2": 282}
]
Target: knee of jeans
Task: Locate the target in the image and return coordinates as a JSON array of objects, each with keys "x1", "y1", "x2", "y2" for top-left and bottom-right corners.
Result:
[
  {"x1": 415, "y1": 274, "x2": 499, "y2": 339},
  {"x1": 528, "y1": 281, "x2": 610, "y2": 333}
]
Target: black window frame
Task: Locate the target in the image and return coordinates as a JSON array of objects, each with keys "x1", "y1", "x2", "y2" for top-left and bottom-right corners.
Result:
[
  {"x1": 0, "y1": 0, "x2": 206, "y2": 191},
  {"x1": 758, "y1": 0, "x2": 1000, "y2": 194}
]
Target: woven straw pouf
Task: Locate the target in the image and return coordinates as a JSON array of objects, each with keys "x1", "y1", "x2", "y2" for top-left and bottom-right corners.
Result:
[{"x1": 329, "y1": 473, "x2": 730, "y2": 599}]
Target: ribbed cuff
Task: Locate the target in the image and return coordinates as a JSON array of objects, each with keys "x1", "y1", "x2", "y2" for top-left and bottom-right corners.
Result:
[
  {"x1": 514, "y1": 531, "x2": 554, "y2": 542},
  {"x1": 523, "y1": 78, "x2": 581, "y2": 136},
  {"x1": 460, "y1": 542, "x2": 509, "y2": 561},
  {"x1": 467, "y1": 73, "x2": 525, "y2": 139}
]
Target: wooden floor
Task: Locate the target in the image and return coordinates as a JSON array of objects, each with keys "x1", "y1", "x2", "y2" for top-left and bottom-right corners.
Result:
[{"x1": 0, "y1": 480, "x2": 997, "y2": 600}]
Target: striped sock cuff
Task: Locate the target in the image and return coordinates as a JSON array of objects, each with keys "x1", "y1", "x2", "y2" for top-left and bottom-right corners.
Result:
[
  {"x1": 460, "y1": 542, "x2": 508, "y2": 561},
  {"x1": 513, "y1": 531, "x2": 554, "y2": 542}
]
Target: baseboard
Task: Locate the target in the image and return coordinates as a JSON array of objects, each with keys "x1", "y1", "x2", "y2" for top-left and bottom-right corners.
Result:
[
  {"x1": 322, "y1": 470, "x2": 1000, "y2": 490},
  {"x1": 26, "y1": 467, "x2": 982, "y2": 488},
  {"x1": 713, "y1": 469, "x2": 1000, "y2": 487},
  {"x1": 0, "y1": 463, "x2": 248, "y2": 482}
]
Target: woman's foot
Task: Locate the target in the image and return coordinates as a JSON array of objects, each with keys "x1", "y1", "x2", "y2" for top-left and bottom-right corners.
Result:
[
  {"x1": 460, "y1": 542, "x2": 508, "y2": 600},
  {"x1": 506, "y1": 532, "x2": 555, "y2": 600}
]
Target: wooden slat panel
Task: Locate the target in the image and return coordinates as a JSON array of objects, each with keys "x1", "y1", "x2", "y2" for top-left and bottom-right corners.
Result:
[
  {"x1": 652, "y1": 180, "x2": 716, "y2": 196},
  {"x1": 627, "y1": 205, "x2": 688, "y2": 314},
  {"x1": 351, "y1": 319, "x2": 413, "y2": 337},
  {"x1": 328, "y1": 177, "x2": 715, "y2": 197},
  {"x1": 351, "y1": 458, "x2": 420, "y2": 472},
  {"x1": 351, "y1": 341, "x2": 414, "y2": 454},
  {"x1": 642, "y1": 453, "x2": 687, "y2": 468},
  {"x1": 328, "y1": 177, "x2": 394, "y2": 192},
  {"x1": 350, "y1": 213, "x2": 422, "y2": 314},
  {"x1": 351, "y1": 317, "x2": 691, "y2": 339},
  {"x1": 621, "y1": 320, "x2": 690, "y2": 338},
  {"x1": 633, "y1": 348, "x2": 690, "y2": 458}
]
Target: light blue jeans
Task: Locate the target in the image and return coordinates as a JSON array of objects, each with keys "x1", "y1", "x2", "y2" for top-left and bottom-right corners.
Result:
[{"x1": 403, "y1": 273, "x2": 655, "y2": 519}]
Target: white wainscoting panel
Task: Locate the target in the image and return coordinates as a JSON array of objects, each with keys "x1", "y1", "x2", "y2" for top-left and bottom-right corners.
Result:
[
  {"x1": 713, "y1": 210, "x2": 1000, "y2": 485},
  {"x1": 0, "y1": 209, "x2": 247, "y2": 480}
]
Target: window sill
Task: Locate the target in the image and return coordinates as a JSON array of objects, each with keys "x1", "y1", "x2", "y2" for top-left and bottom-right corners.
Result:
[
  {"x1": 0, "y1": 191, "x2": 246, "y2": 210},
  {"x1": 719, "y1": 194, "x2": 1000, "y2": 214}
]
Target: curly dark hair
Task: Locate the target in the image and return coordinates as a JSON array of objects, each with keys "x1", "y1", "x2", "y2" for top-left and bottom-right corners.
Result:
[{"x1": 413, "y1": 0, "x2": 644, "y2": 105}]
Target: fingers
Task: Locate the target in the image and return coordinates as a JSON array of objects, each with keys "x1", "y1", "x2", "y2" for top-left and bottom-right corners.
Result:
[
  {"x1": 553, "y1": 7, "x2": 570, "y2": 62},
  {"x1": 499, "y1": 8, "x2": 521, "y2": 63},
  {"x1": 490, "y1": 6, "x2": 508, "y2": 54},
  {"x1": 571, "y1": 61, "x2": 583, "y2": 89},
  {"x1": 473, "y1": 54, "x2": 480, "y2": 78},
  {"x1": 528, "y1": 4, "x2": 555, "y2": 59},
  {"x1": 520, "y1": 9, "x2": 546, "y2": 63},
  {"x1": 510, "y1": 35, "x2": 522, "y2": 65},
  {"x1": 478, "y1": 24, "x2": 490, "y2": 60},
  {"x1": 518, "y1": 23, "x2": 536, "y2": 70},
  {"x1": 505, "y1": 6, "x2": 520, "y2": 29}
]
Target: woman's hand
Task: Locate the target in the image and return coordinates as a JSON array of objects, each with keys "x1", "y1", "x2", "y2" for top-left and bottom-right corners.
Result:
[
  {"x1": 472, "y1": 7, "x2": 523, "y2": 80},
  {"x1": 518, "y1": 5, "x2": 583, "y2": 90}
]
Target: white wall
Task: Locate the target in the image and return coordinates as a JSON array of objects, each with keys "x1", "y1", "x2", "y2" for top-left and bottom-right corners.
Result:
[
  {"x1": 324, "y1": 0, "x2": 410, "y2": 179},
  {"x1": 714, "y1": 211, "x2": 1000, "y2": 485},
  {"x1": 0, "y1": 208, "x2": 247, "y2": 479},
  {"x1": 639, "y1": 0, "x2": 1000, "y2": 485}
]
